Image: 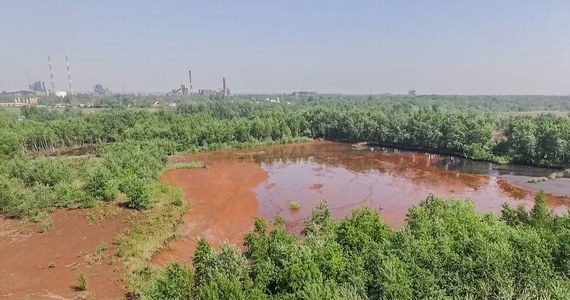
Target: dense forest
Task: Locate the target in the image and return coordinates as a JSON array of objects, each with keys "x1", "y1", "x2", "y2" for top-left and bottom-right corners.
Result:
[
  {"x1": 1, "y1": 96, "x2": 569, "y2": 298},
  {"x1": 1, "y1": 98, "x2": 570, "y2": 167}
]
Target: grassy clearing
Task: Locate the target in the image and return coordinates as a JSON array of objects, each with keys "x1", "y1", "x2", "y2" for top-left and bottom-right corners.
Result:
[
  {"x1": 174, "y1": 137, "x2": 314, "y2": 156},
  {"x1": 115, "y1": 182, "x2": 189, "y2": 293},
  {"x1": 160, "y1": 162, "x2": 205, "y2": 174}
]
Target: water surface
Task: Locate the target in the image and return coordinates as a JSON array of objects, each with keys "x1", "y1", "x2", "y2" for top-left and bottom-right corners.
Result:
[
  {"x1": 250, "y1": 142, "x2": 568, "y2": 231},
  {"x1": 155, "y1": 141, "x2": 570, "y2": 264}
]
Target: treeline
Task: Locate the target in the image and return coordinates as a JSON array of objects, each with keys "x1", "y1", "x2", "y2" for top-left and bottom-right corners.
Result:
[
  {"x1": 296, "y1": 95, "x2": 570, "y2": 113},
  {"x1": 143, "y1": 193, "x2": 570, "y2": 299},
  {"x1": 2, "y1": 103, "x2": 569, "y2": 167}
]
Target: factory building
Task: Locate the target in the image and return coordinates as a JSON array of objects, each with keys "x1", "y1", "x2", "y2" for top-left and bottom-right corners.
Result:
[
  {"x1": 198, "y1": 89, "x2": 218, "y2": 96},
  {"x1": 292, "y1": 91, "x2": 317, "y2": 97}
]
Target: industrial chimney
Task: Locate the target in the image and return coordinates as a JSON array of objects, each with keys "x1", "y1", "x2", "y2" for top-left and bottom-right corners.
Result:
[
  {"x1": 223, "y1": 77, "x2": 227, "y2": 96},
  {"x1": 66, "y1": 56, "x2": 73, "y2": 94},
  {"x1": 48, "y1": 55, "x2": 55, "y2": 94},
  {"x1": 188, "y1": 70, "x2": 192, "y2": 96}
]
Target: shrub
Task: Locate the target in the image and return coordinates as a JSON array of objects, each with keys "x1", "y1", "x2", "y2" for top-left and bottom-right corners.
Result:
[
  {"x1": 143, "y1": 261, "x2": 193, "y2": 300},
  {"x1": 76, "y1": 271, "x2": 88, "y2": 291},
  {"x1": 53, "y1": 181, "x2": 90, "y2": 208},
  {"x1": 125, "y1": 178, "x2": 153, "y2": 210},
  {"x1": 84, "y1": 166, "x2": 119, "y2": 202},
  {"x1": 289, "y1": 201, "x2": 300, "y2": 211}
]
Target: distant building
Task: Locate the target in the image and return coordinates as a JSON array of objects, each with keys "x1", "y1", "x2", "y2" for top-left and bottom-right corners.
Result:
[
  {"x1": 181, "y1": 84, "x2": 189, "y2": 96},
  {"x1": 292, "y1": 91, "x2": 317, "y2": 97},
  {"x1": 28, "y1": 81, "x2": 47, "y2": 94},
  {"x1": 199, "y1": 89, "x2": 218, "y2": 96},
  {"x1": 408, "y1": 90, "x2": 416, "y2": 96},
  {"x1": 0, "y1": 97, "x2": 38, "y2": 107},
  {"x1": 55, "y1": 91, "x2": 67, "y2": 98},
  {"x1": 94, "y1": 84, "x2": 112, "y2": 95}
]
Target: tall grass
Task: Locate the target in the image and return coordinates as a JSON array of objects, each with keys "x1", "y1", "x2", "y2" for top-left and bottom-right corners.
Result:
[{"x1": 115, "y1": 182, "x2": 189, "y2": 293}]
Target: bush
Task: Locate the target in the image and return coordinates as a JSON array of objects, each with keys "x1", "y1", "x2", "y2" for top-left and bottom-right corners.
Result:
[
  {"x1": 10, "y1": 156, "x2": 73, "y2": 187},
  {"x1": 143, "y1": 261, "x2": 193, "y2": 300},
  {"x1": 76, "y1": 271, "x2": 88, "y2": 291},
  {"x1": 84, "y1": 166, "x2": 119, "y2": 202},
  {"x1": 125, "y1": 178, "x2": 153, "y2": 210},
  {"x1": 289, "y1": 201, "x2": 300, "y2": 211},
  {"x1": 53, "y1": 181, "x2": 91, "y2": 208}
]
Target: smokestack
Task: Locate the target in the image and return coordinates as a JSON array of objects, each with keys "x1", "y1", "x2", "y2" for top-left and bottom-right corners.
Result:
[
  {"x1": 48, "y1": 55, "x2": 55, "y2": 94},
  {"x1": 223, "y1": 77, "x2": 227, "y2": 96},
  {"x1": 66, "y1": 56, "x2": 73, "y2": 93},
  {"x1": 188, "y1": 70, "x2": 192, "y2": 96}
]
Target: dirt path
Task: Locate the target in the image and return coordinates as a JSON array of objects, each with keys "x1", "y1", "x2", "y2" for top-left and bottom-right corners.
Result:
[
  {"x1": 0, "y1": 207, "x2": 130, "y2": 299},
  {"x1": 152, "y1": 161, "x2": 268, "y2": 266}
]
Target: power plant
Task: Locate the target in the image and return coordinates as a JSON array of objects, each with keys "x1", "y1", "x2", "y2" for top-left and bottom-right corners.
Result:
[
  {"x1": 168, "y1": 70, "x2": 230, "y2": 97},
  {"x1": 5, "y1": 58, "x2": 237, "y2": 99},
  {"x1": 45, "y1": 55, "x2": 73, "y2": 96}
]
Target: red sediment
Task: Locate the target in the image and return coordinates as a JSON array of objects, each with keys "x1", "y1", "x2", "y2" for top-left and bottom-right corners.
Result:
[
  {"x1": 0, "y1": 209, "x2": 129, "y2": 299},
  {"x1": 309, "y1": 184, "x2": 324, "y2": 191},
  {"x1": 152, "y1": 161, "x2": 268, "y2": 266}
]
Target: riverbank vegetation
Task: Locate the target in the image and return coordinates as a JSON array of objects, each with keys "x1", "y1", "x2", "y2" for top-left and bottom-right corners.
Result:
[
  {"x1": 143, "y1": 193, "x2": 570, "y2": 299},
  {"x1": 0, "y1": 96, "x2": 569, "y2": 297},
  {"x1": 1, "y1": 98, "x2": 569, "y2": 169},
  {"x1": 1, "y1": 98, "x2": 569, "y2": 219}
]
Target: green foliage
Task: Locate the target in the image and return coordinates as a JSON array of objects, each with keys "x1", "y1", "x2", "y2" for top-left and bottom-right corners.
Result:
[
  {"x1": 125, "y1": 178, "x2": 153, "y2": 210},
  {"x1": 143, "y1": 261, "x2": 194, "y2": 300},
  {"x1": 288, "y1": 201, "x2": 300, "y2": 211},
  {"x1": 9, "y1": 156, "x2": 73, "y2": 186},
  {"x1": 3, "y1": 100, "x2": 569, "y2": 167},
  {"x1": 116, "y1": 183, "x2": 188, "y2": 292},
  {"x1": 84, "y1": 165, "x2": 119, "y2": 202},
  {"x1": 161, "y1": 162, "x2": 205, "y2": 174},
  {"x1": 146, "y1": 196, "x2": 570, "y2": 299},
  {"x1": 0, "y1": 129, "x2": 21, "y2": 159},
  {"x1": 76, "y1": 271, "x2": 88, "y2": 291}
]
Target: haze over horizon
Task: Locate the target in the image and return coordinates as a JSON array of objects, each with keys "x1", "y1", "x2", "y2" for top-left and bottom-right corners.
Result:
[{"x1": 1, "y1": 1, "x2": 570, "y2": 95}]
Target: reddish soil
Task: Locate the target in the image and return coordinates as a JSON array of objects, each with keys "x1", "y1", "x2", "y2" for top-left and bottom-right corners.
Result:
[
  {"x1": 0, "y1": 208, "x2": 130, "y2": 299},
  {"x1": 152, "y1": 161, "x2": 268, "y2": 266}
]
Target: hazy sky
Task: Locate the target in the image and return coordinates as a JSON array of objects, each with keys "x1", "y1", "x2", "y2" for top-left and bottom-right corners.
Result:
[{"x1": 1, "y1": 1, "x2": 570, "y2": 94}]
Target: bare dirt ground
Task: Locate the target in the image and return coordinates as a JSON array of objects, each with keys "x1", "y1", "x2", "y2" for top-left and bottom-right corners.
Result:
[
  {"x1": 0, "y1": 205, "x2": 132, "y2": 299},
  {"x1": 152, "y1": 161, "x2": 268, "y2": 266}
]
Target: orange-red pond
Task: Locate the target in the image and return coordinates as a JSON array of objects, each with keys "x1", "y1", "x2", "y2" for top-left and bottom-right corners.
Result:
[{"x1": 153, "y1": 141, "x2": 570, "y2": 266}]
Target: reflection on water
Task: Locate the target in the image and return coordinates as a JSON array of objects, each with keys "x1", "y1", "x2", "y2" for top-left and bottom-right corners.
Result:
[
  {"x1": 368, "y1": 146, "x2": 557, "y2": 177},
  {"x1": 243, "y1": 142, "x2": 568, "y2": 231},
  {"x1": 157, "y1": 141, "x2": 569, "y2": 264},
  {"x1": 183, "y1": 141, "x2": 568, "y2": 231}
]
